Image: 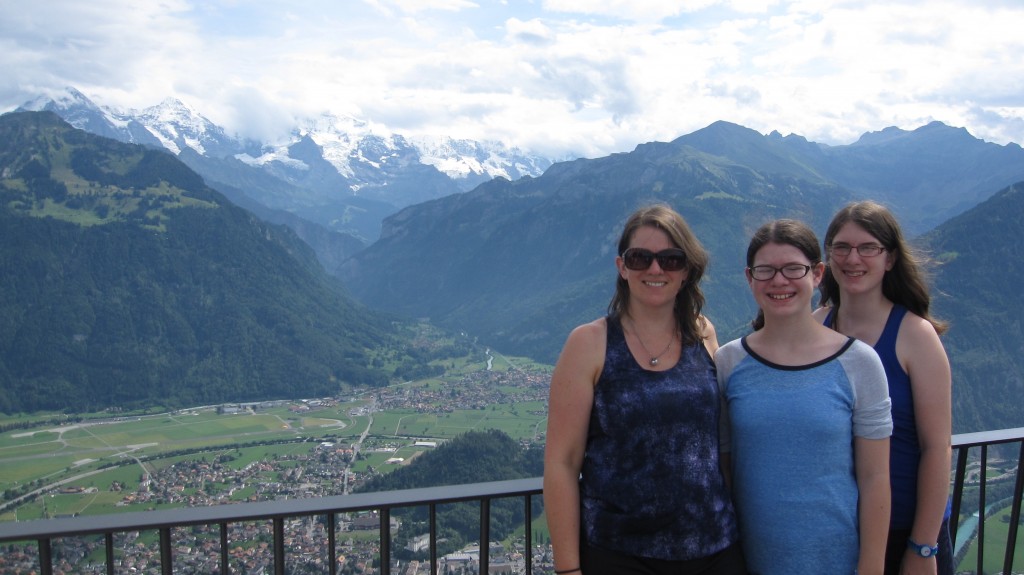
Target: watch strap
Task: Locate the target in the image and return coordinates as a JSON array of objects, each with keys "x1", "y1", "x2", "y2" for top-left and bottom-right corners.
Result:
[{"x1": 907, "y1": 538, "x2": 939, "y2": 558}]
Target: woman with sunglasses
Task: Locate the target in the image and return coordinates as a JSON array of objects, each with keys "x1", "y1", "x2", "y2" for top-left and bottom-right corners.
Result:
[
  {"x1": 715, "y1": 219, "x2": 892, "y2": 575},
  {"x1": 544, "y1": 204, "x2": 745, "y2": 575},
  {"x1": 815, "y1": 201, "x2": 953, "y2": 575}
]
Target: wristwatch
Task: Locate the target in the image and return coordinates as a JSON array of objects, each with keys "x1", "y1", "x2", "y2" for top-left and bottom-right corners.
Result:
[{"x1": 907, "y1": 538, "x2": 939, "y2": 558}]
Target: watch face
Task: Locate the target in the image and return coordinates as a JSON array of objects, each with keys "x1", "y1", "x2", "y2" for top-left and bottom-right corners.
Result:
[{"x1": 920, "y1": 547, "x2": 932, "y2": 557}]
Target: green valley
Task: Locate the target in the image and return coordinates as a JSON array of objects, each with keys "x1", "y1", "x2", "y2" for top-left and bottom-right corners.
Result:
[{"x1": 0, "y1": 348, "x2": 551, "y2": 522}]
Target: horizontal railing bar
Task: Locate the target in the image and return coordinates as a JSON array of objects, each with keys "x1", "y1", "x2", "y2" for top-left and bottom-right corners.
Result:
[
  {"x1": 951, "y1": 426, "x2": 1024, "y2": 448},
  {"x1": 0, "y1": 477, "x2": 543, "y2": 543}
]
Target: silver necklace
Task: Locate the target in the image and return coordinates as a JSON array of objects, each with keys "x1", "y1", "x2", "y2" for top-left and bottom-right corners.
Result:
[{"x1": 628, "y1": 321, "x2": 675, "y2": 366}]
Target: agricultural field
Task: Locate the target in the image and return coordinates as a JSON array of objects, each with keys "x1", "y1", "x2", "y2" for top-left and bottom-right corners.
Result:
[{"x1": 0, "y1": 353, "x2": 552, "y2": 522}]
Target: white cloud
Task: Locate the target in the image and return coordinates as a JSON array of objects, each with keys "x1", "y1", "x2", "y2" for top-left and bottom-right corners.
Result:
[
  {"x1": 505, "y1": 17, "x2": 555, "y2": 45},
  {"x1": 541, "y1": 0, "x2": 712, "y2": 21},
  {"x1": 1, "y1": 0, "x2": 1023, "y2": 157},
  {"x1": 365, "y1": 0, "x2": 480, "y2": 16}
]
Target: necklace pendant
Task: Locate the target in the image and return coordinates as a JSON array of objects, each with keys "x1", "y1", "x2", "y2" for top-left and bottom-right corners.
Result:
[{"x1": 649, "y1": 357, "x2": 659, "y2": 366}]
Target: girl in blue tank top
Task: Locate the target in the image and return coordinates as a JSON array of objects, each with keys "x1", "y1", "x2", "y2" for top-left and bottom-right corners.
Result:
[{"x1": 816, "y1": 201, "x2": 954, "y2": 575}]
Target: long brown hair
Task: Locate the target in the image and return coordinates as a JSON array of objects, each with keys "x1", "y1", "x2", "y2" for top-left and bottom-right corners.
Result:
[
  {"x1": 819, "y1": 200, "x2": 948, "y2": 334},
  {"x1": 608, "y1": 204, "x2": 709, "y2": 345}
]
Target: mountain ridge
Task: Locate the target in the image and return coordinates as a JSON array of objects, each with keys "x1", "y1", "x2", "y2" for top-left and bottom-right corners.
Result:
[
  {"x1": 340, "y1": 118, "x2": 1024, "y2": 433},
  {"x1": 17, "y1": 87, "x2": 557, "y2": 259},
  {"x1": 8, "y1": 97, "x2": 1024, "y2": 433},
  {"x1": 17, "y1": 87, "x2": 553, "y2": 199}
]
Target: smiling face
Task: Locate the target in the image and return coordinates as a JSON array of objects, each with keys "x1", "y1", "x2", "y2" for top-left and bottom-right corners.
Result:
[
  {"x1": 617, "y1": 225, "x2": 688, "y2": 310},
  {"x1": 748, "y1": 241, "x2": 823, "y2": 320},
  {"x1": 827, "y1": 222, "x2": 894, "y2": 297}
]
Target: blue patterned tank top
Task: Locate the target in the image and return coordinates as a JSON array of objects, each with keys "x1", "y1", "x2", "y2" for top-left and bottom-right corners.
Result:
[{"x1": 579, "y1": 315, "x2": 739, "y2": 560}]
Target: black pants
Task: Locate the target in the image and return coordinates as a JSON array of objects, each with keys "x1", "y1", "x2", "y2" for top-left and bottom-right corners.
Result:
[
  {"x1": 580, "y1": 541, "x2": 747, "y2": 575},
  {"x1": 884, "y1": 517, "x2": 954, "y2": 575}
]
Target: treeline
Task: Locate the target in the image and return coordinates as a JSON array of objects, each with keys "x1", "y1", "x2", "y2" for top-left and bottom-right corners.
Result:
[
  {"x1": 0, "y1": 415, "x2": 85, "y2": 434},
  {"x1": 392, "y1": 340, "x2": 477, "y2": 380},
  {"x1": 356, "y1": 429, "x2": 544, "y2": 558},
  {"x1": 956, "y1": 477, "x2": 1021, "y2": 521}
]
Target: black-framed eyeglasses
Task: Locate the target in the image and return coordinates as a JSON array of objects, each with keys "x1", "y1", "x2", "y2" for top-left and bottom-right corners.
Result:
[
  {"x1": 621, "y1": 248, "x2": 687, "y2": 272},
  {"x1": 748, "y1": 264, "x2": 812, "y2": 281},
  {"x1": 828, "y1": 243, "x2": 886, "y2": 258}
]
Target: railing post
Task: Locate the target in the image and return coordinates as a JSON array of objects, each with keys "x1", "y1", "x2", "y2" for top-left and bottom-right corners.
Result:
[
  {"x1": 525, "y1": 493, "x2": 533, "y2": 575},
  {"x1": 976, "y1": 444, "x2": 988, "y2": 575},
  {"x1": 1003, "y1": 442, "x2": 1024, "y2": 575},
  {"x1": 429, "y1": 502, "x2": 438, "y2": 575},
  {"x1": 328, "y1": 512, "x2": 337, "y2": 575},
  {"x1": 105, "y1": 532, "x2": 114, "y2": 575},
  {"x1": 950, "y1": 445, "x2": 969, "y2": 544},
  {"x1": 37, "y1": 537, "x2": 52, "y2": 575},
  {"x1": 220, "y1": 522, "x2": 229, "y2": 575},
  {"x1": 159, "y1": 526, "x2": 173, "y2": 575},
  {"x1": 380, "y1": 508, "x2": 391, "y2": 575},
  {"x1": 273, "y1": 517, "x2": 285, "y2": 575},
  {"x1": 480, "y1": 497, "x2": 490, "y2": 575}
]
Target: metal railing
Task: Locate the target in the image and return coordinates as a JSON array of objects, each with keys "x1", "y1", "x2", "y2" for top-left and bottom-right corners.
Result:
[
  {"x1": 0, "y1": 428, "x2": 1021, "y2": 575},
  {"x1": 0, "y1": 477, "x2": 543, "y2": 575},
  {"x1": 950, "y1": 427, "x2": 1024, "y2": 575}
]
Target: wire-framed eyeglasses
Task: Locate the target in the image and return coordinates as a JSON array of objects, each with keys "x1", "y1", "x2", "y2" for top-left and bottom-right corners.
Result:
[
  {"x1": 748, "y1": 264, "x2": 812, "y2": 281},
  {"x1": 828, "y1": 243, "x2": 886, "y2": 258}
]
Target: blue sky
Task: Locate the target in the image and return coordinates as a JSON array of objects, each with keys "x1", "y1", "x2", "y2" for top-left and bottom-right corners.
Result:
[{"x1": 2, "y1": 0, "x2": 1023, "y2": 158}]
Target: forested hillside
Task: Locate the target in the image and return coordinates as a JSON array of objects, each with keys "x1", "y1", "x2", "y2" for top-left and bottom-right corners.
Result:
[
  {"x1": 0, "y1": 111, "x2": 406, "y2": 412},
  {"x1": 926, "y1": 182, "x2": 1024, "y2": 432},
  {"x1": 356, "y1": 430, "x2": 544, "y2": 557}
]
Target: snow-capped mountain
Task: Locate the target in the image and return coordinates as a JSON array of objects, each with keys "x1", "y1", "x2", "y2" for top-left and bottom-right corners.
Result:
[
  {"x1": 410, "y1": 134, "x2": 552, "y2": 185},
  {"x1": 239, "y1": 112, "x2": 554, "y2": 199},
  {"x1": 19, "y1": 87, "x2": 164, "y2": 149},
  {"x1": 14, "y1": 87, "x2": 560, "y2": 254},
  {"x1": 17, "y1": 87, "x2": 555, "y2": 203},
  {"x1": 134, "y1": 98, "x2": 255, "y2": 160}
]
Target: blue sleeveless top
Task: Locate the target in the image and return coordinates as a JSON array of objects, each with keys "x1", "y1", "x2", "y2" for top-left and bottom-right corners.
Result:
[
  {"x1": 824, "y1": 304, "x2": 950, "y2": 529},
  {"x1": 579, "y1": 316, "x2": 739, "y2": 560}
]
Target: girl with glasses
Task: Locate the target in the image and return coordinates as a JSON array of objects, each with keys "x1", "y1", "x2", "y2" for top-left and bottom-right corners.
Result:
[
  {"x1": 716, "y1": 219, "x2": 893, "y2": 574},
  {"x1": 544, "y1": 204, "x2": 745, "y2": 575},
  {"x1": 816, "y1": 201, "x2": 954, "y2": 575}
]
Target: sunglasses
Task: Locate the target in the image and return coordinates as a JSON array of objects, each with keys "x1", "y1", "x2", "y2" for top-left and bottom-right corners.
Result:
[{"x1": 621, "y1": 248, "x2": 687, "y2": 272}]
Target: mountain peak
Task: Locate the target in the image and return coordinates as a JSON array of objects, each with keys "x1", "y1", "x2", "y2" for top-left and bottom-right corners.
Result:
[
  {"x1": 18, "y1": 86, "x2": 99, "y2": 113},
  {"x1": 670, "y1": 121, "x2": 774, "y2": 153},
  {"x1": 149, "y1": 97, "x2": 196, "y2": 116},
  {"x1": 140, "y1": 97, "x2": 212, "y2": 129},
  {"x1": 913, "y1": 120, "x2": 974, "y2": 141},
  {"x1": 850, "y1": 121, "x2": 974, "y2": 147}
]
